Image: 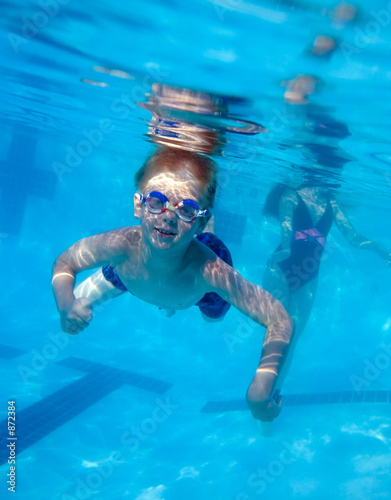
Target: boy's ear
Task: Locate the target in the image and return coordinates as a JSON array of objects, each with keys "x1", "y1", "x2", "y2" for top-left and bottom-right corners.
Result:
[
  {"x1": 133, "y1": 193, "x2": 142, "y2": 219},
  {"x1": 196, "y1": 213, "x2": 213, "y2": 234}
]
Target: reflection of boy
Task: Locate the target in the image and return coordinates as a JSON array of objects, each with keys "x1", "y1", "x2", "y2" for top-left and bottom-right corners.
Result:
[{"x1": 52, "y1": 147, "x2": 293, "y2": 421}]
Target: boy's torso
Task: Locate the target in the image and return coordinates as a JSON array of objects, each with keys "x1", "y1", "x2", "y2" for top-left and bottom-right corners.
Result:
[{"x1": 113, "y1": 227, "x2": 211, "y2": 310}]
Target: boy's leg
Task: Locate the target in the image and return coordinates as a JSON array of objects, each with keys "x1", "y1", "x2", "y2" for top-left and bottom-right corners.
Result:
[{"x1": 74, "y1": 268, "x2": 126, "y2": 308}]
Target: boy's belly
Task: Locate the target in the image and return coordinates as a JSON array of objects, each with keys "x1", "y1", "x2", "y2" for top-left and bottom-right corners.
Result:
[
  {"x1": 128, "y1": 286, "x2": 205, "y2": 310},
  {"x1": 119, "y1": 273, "x2": 205, "y2": 310}
]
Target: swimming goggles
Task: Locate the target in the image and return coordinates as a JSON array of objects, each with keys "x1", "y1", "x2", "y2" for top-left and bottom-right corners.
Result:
[{"x1": 139, "y1": 191, "x2": 210, "y2": 223}]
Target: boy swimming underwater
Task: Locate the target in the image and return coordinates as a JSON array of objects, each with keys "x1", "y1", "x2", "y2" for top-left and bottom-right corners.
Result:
[{"x1": 52, "y1": 147, "x2": 293, "y2": 421}]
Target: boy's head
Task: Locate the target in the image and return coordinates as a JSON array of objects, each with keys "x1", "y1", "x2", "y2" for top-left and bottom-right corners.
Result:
[{"x1": 134, "y1": 147, "x2": 218, "y2": 209}]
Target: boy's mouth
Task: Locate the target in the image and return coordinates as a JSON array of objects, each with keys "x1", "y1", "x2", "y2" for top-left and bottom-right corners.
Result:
[{"x1": 155, "y1": 227, "x2": 176, "y2": 239}]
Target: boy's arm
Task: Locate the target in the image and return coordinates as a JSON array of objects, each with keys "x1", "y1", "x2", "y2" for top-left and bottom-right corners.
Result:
[
  {"x1": 52, "y1": 228, "x2": 132, "y2": 333},
  {"x1": 331, "y1": 199, "x2": 391, "y2": 264},
  {"x1": 202, "y1": 259, "x2": 294, "y2": 421}
]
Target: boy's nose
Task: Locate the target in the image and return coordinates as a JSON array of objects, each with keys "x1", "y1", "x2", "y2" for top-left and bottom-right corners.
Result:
[{"x1": 162, "y1": 208, "x2": 177, "y2": 225}]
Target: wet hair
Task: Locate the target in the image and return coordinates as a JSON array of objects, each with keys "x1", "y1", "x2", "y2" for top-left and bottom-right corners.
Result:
[
  {"x1": 134, "y1": 147, "x2": 218, "y2": 208},
  {"x1": 263, "y1": 183, "x2": 287, "y2": 219}
]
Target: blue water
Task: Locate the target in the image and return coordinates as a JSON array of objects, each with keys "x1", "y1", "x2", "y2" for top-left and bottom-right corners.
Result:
[{"x1": 1, "y1": 1, "x2": 391, "y2": 499}]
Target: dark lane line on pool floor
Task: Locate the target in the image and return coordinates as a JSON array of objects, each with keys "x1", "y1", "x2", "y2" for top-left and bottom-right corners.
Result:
[
  {"x1": 201, "y1": 390, "x2": 391, "y2": 413},
  {"x1": 0, "y1": 346, "x2": 172, "y2": 465},
  {"x1": 1, "y1": 343, "x2": 390, "y2": 465}
]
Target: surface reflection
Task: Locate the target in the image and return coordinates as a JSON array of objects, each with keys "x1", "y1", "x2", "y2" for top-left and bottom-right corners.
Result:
[
  {"x1": 139, "y1": 83, "x2": 266, "y2": 153},
  {"x1": 280, "y1": 73, "x2": 352, "y2": 188}
]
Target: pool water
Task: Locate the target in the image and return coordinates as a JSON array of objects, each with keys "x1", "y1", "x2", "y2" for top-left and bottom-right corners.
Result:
[{"x1": 1, "y1": 1, "x2": 391, "y2": 499}]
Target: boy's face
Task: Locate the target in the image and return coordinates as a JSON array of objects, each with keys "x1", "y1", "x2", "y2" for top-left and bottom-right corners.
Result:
[{"x1": 134, "y1": 170, "x2": 208, "y2": 251}]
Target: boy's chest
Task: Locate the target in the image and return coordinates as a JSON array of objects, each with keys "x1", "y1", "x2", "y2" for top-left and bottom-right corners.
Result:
[{"x1": 117, "y1": 262, "x2": 204, "y2": 309}]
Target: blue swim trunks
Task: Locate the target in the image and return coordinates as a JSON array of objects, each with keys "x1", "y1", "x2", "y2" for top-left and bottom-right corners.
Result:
[{"x1": 102, "y1": 232, "x2": 233, "y2": 319}]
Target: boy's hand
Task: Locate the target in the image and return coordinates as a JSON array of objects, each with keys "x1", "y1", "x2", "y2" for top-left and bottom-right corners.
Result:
[
  {"x1": 246, "y1": 371, "x2": 282, "y2": 422},
  {"x1": 246, "y1": 391, "x2": 282, "y2": 422},
  {"x1": 60, "y1": 298, "x2": 93, "y2": 335}
]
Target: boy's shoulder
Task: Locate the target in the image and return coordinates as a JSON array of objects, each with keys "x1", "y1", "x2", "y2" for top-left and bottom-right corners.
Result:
[
  {"x1": 187, "y1": 235, "x2": 227, "y2": 269},
  {"x1": 112, "y1": 226, "x2": 141, "y2": 240},
  {"x1": 101, "y1": 226, "x2": 142, "y2": 251},
  {"x1": 189, "y1": 236, "x2": 236, "y2": 294}
]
